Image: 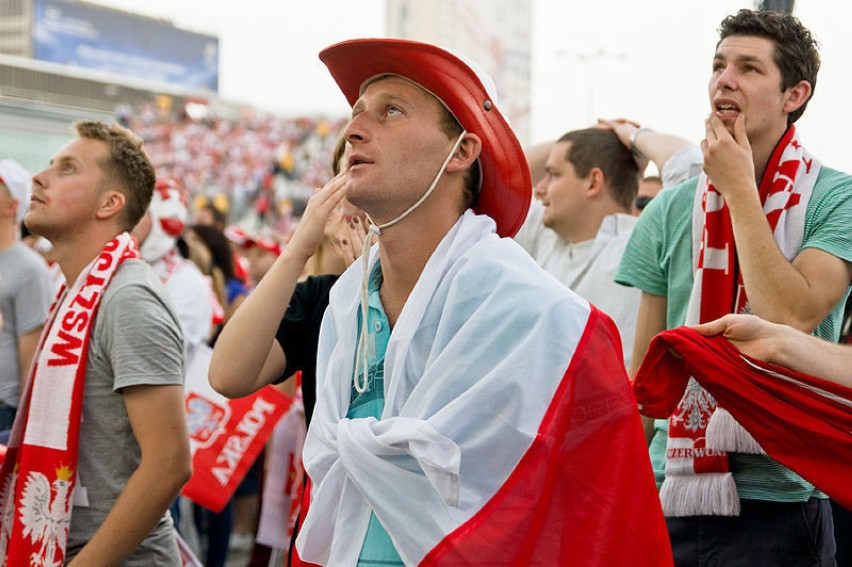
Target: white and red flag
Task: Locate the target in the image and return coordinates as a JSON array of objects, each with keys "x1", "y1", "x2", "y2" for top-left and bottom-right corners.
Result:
[
  {"x1": 181, "y1": 345, "x2": 290, "y2": 512},
  {"x1": 297, "y1": 212, "x2": 671, "y2": 566},
  {"x1": 256, "y1": 381, "x2": 306, "y2": 550}
]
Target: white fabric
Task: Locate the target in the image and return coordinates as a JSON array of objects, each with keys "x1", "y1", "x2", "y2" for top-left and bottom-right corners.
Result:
[
  {"x1": 256, "y1": 393, "x2": 305, "y2": 549},
  {"x1": 515, "y1": 202, "x2": 640, "y2": 366},
  {"x1": 0, "y1": 159, "x2": 32, "y2": 224},
  {"x1": 660, "y1": 145, "x2": 704, "y2": 190},
  {"x1": 149, "y1": 252, "x2": 212, "y2": 358},
  {"x1": 297, "y1": 210, "x2": 592, "y2": 566},
  {"x1": 140, "y1": 182, "x2": 189, "y2": 263}
]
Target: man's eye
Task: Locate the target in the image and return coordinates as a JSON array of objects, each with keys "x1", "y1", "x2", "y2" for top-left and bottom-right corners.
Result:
[{"x1": 387, "y1": 106, "x2": 402, "y2": 116}]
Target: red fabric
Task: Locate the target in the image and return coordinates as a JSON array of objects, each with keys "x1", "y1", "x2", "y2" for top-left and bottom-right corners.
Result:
[
  {"x1": 181, "y1": 348, "x2": 292, "y2": 513},
  {"x1": 420, "y1": 308, "x2": 672, "y2": 567},
  {"x1": 635, "y1": 327, "x2": 852, "y2": 510},
  {"x1": 290, "y1": 478, "x2": 319, "y2": 567},
  {"x1": 233, "y1": 254, "x2": 250, "y2": 286},
  {"x1": 181, "y1": 386, "x2": 291, "y2": 512}
]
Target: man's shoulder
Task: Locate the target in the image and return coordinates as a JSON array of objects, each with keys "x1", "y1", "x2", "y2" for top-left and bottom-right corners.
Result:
[
  {"x1": 806, "y1": 165, "x2": 852, "y2": 219},
  {"x1": 658, "y1": 176, "x2": 701, "y2": 203},
  {"x1": 1, "y1": 242, "x2": 50, "y2": 273},
  {"x1": 455, "y1": 236, "x2": 575, "y2": 301},
  {"x1": 166, "y1": 255, "x2": 209, "y2": 288},
  {"x1": 634, "y1": 177, "x2": 699, "y2": 230},
  {"x1": 814, "y1": 165, "x2": 852, "y2": 192},
  {"x1": 103, "y1": 259, "x2": 171, "y2": 306},
  {"x1": 107, "y1": 258, "x2": 153, "y2": 286}
]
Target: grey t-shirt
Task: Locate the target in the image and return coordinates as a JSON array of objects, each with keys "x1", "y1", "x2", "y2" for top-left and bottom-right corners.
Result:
[
  {"x1": 65, "y1": 259, "x2": 184, "y2": 566},
  {"x1": 0, "y1": 243, "x2": 53, "y2": 407}
]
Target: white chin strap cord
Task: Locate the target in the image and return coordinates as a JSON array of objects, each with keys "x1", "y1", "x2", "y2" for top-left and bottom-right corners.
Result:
[{"x1": 353, "y1": 130, "x2": 466, "y2": 394}]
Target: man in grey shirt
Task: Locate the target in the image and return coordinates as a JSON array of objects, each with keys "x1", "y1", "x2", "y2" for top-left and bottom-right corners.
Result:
[{"x1": 0, "y1": 159, "x2": 53, "y2": 430}]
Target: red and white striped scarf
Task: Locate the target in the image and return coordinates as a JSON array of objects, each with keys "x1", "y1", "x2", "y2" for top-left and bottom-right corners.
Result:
[
  {"x1": 0, "y1": 233, "x2": 137, "y2": 566},
  {"x1": 663, "y1": 126, "x2": 820, "y2": 516}
]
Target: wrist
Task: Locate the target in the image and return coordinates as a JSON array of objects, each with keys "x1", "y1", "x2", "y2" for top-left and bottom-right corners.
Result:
[{"x1": 629, "y1": 127, "x2": 653, "y2": 158}]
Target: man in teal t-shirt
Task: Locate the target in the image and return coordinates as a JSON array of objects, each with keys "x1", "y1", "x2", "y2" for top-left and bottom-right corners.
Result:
[{"x1": 616, "y1": 8, "x2": 852, "y2": 566}]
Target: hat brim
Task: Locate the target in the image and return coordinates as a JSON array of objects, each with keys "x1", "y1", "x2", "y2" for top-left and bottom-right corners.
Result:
[{"x1": 319, "y1": 38, "x2": 531, "y2": 238}]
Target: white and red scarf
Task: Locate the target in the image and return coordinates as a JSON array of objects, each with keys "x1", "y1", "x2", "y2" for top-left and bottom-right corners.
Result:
[
  {"x1": 0, "y1": 233, "x2": 137, "y2": 566},
  {"x1": 663, "y1": 126, "x2": 820, "y2": 516},
  {"x1": 636, "y1": 326, "x2": 852, "y2": 512}
]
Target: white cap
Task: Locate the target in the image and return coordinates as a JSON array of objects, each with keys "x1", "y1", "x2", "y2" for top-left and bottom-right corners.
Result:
[{"x1": 0, "y1": 159, "x2": 33, "y2": 224}]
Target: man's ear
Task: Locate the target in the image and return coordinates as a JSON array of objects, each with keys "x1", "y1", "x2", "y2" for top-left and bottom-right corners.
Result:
[
  {"x1": 586, "y1": 167, "x2": 605, "y2": 198},
  {"x1": 783, "y1": 79, "x2": 812, "y2": 115},
  {"x1": 96, "y1": 190, "x2": 126, "y2": 221},
  {"x1": 447, "y1": 132, "x2": 482, "y2": 173}
]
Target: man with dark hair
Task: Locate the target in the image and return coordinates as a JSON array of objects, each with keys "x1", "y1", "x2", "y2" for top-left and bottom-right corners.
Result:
[
  {"x1": 517, "y1": 128, "x2": 642, "y2": 366},
  {"x1": 617, "y1": 8, "x2": 852, "y2": 565},
  {"x1": 0, "y1": 121, "x2": 191, "y2": 566}
]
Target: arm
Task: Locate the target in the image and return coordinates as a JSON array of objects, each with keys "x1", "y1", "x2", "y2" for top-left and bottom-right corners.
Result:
[
  {"x1": 627, "y1": 292, "x2": 668, "y2": 444},
  {"x1": 67, "y1": 384, "x2": 191, "y2": 567},
  {"x1": 209, "y1": 173, "x2": 348, "y2": 398},
  {"x1": 524, "y1": 141, "x2": 553, "y2": 186},
  {"x1": 702, "y1": 115, "x2": 852, "y2": 331},
  {"x1": 694, "y1": 314, "x2": 852, "y2": 388},
  {"x1": 598, "y1": 118, "x2": 696, "y2": 176},
  {"x1": 17, "y1": 327, "x2": 42, "y2": 392}
]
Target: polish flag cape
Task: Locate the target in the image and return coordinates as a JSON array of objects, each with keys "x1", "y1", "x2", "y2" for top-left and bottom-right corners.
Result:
[
  {"x1": 297, "y1": 211, "x2": 671, "y2": 566},
  {"x1": 634, "y1": 326, "x2": 852, "y2": 510}
]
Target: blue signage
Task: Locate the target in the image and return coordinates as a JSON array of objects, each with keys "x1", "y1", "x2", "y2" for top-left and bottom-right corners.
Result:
[{"x1": 33, "y1": 0, "x2": 219, "y2": 92}]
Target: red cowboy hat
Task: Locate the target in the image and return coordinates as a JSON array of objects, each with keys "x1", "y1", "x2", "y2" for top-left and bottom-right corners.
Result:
[{"x1": 319, "y1": 38, "x2": 531, "y2": 238}]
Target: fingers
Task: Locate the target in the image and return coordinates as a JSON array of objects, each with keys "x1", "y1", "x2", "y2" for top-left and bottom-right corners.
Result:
[
  {"x1": 305, "y1": 174, "x2": 348, "y2": 219},
  {"x1": 692, "y1": 316, "x2": 731, "y2": 336},
  {"x1": 335, "y1": 217, "x2": 370, "y2": 268},
  {"x1": 703, "y1": 115, "x2": 718, "y2": 143},
  {"x1": 350, "y1": 217, "x2": 367, "y2": 252},
  {"x1": 733, "y1": 113, "x2": 750, "y2": 148}
]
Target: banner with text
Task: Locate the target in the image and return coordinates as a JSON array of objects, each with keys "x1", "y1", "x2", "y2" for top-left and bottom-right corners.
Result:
[{"x1": 181, "y1": 345, "x2": 289, "y2": 512}]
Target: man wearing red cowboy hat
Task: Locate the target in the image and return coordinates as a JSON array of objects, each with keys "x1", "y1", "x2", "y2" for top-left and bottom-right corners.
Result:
[{"x1": 267, "y1": 39, "x2": 671, "y2": 567}]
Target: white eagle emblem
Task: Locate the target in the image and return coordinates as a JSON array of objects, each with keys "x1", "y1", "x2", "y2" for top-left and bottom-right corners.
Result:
[
  {"x1": 670, "y1": 377, "x2": 717, "y2": 432},
  {"x1": 17, "y1": 466, "x2": 73, "y2": 567}
]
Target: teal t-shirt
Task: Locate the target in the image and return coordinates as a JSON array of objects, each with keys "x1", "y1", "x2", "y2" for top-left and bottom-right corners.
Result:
[
  {"x1": 616, "y1": 166, "x2": 852, "y2": 500},
  {"x1": 346, "y1": 261, "x2": 404, "y2": 567}
]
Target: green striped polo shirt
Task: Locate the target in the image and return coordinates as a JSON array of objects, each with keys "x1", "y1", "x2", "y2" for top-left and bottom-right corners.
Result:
[{"x1": 616, "y1": 166, "x2": 852, "y2": 501}]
